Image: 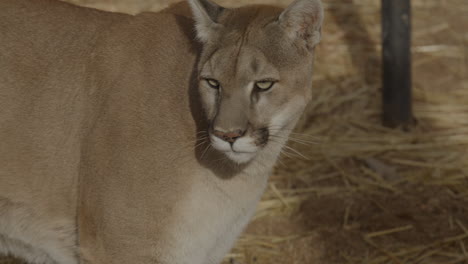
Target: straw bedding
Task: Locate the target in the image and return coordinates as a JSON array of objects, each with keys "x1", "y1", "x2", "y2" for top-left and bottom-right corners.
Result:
[{"x1": 2, "y1": 0, "x2": 467, "y2": 263}]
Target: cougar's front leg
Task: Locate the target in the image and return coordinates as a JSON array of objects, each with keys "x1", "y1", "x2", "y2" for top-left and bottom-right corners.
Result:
[{"x1": 77, "y1": 144, "x2": 190, "y2": 263}]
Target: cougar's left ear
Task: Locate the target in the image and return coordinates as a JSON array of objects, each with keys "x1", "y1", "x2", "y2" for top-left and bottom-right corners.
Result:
[
  {"x1": 278, "y1": 0, "x2": 324, "y2": 50},
  {"x1": 188, "y1": 0, "x2": 225, "y2": 42}
]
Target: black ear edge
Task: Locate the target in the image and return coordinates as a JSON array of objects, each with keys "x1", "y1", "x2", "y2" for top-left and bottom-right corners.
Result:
[{"x1": 188, "y1": 0, "x2": 226, "y2": 42}]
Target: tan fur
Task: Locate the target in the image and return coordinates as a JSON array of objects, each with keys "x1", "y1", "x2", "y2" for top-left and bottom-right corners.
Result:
[{"x1": 0, "y1": 0, "x2": 323, "y2": 263}]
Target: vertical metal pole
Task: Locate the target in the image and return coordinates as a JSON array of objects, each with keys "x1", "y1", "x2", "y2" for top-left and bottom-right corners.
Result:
[{"x1": 382, "y1": 0, "x2": 413, "y2": 128}]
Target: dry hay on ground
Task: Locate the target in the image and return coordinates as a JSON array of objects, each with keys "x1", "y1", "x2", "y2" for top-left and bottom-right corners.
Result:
[{"x1": 2, "y1": 0, "x2": 467, "y2": 264}]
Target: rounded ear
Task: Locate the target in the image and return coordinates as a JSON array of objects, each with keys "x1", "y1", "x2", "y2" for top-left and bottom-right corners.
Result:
[
  {"x1": 278, "y1": 0, "x2": 324, "y2": 49},
  {"x1": 188, "y1": 0, "x2": 225, "y2": 42}
]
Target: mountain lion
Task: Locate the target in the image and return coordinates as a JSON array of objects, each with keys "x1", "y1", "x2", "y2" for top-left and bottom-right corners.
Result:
[{"x1": 0, "y1": 0, "x2": 323, "y2": 263}]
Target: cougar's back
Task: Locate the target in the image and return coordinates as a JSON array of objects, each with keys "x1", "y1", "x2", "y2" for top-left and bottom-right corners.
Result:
[{"x1": 0, "y1": 1, "x2": 199, "y2": 262}]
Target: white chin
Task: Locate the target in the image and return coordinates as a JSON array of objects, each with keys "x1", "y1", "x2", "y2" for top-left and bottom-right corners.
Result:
[{"x1": 225, "y1": 151, "x2": 256, "y2": 164}]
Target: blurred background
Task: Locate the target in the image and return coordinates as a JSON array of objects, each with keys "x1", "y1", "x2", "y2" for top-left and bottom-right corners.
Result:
[{"x1": 2, "y1": 0, "x2": 467, "y2": 263}]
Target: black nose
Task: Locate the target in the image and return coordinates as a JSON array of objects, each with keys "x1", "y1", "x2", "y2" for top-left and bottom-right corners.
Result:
[{"x1": 213, "y1": 129, "x2": 245, "y2": 143}]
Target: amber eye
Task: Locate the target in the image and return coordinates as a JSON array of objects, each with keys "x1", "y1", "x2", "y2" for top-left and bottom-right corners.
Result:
[
  {"x1": 255, "y1": 80, "x2": 275, "y2": 91},
  {"x1": 205, "y1": 79, "x2": 220, "y2": 89}
]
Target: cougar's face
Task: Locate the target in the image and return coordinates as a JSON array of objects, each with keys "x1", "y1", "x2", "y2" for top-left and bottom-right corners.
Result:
[
  {"x1": 192, "y1": 3, "x2": 322, "y2": 164},
  {"x1": 198, "y1": 43, "x2": 313, "y2": 164}
]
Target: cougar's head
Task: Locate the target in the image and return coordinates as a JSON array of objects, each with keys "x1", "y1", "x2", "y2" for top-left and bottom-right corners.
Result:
[{"x1": 189, "y1": 0, "x2": 323, "y2": 164}]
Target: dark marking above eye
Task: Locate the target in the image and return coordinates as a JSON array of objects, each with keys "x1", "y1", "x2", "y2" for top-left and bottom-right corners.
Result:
[{"x1": 250, "y1": 59, "x2": 259, "y2": 73}]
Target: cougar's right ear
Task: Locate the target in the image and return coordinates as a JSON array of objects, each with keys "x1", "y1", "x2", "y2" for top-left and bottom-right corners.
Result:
[
  {"x1": 278, "y1": 0, "x2": 324, "y2": 50},
  {"x1": 188, "y1": 0, "x2": 225, "y2": 42}
]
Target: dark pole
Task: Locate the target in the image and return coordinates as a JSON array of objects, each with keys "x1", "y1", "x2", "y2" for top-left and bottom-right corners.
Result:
[{"x1": 382, "y1": 0, "x2": 413, "y2": 128}]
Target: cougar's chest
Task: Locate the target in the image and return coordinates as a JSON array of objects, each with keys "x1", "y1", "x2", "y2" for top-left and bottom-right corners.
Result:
[{"x1": 155, "y1": 163, "x2": 269, "y2": 264}]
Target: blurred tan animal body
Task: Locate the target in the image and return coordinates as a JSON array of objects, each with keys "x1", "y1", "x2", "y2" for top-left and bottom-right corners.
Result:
[{"x1": 0, "y1": 0, "x2": 323, "y2": 263}]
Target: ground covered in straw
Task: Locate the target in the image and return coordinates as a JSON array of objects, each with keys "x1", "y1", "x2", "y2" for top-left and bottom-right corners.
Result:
[{"x1": 2, "y1": 0, "x2": 467, "y2": 264}]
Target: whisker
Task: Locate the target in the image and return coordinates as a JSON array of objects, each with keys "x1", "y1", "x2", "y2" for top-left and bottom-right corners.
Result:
[
  {"x1": 193, "y1": 140, "x2": 209, "y2": 150},
  {"x1": 268, "y1": 139, "x2": 296, "y2": 159},
  {"x1": 169, "y1": 140, "x2": 209, "y2": 164},
  {"x1": 196, "y1": 136, "x2": 209, "y2": 142},
  {"x1": 287, "y1": 137, "x2": 318, "y2": 145},
  {"x1": 275, "y1": 156, "x2": 287, "y2": 167},
  {"x1": 279, "y1": 149, "x2": 295, "y2": 159},
  {"x1": 289, "y1": 132, "x2": 321, "y2": 139},
  {"x1": 269, "y1": 134, "x2": 318, "y2": 146},
  {"x1": 282, "y1": 145, "x2": 310, "y2": 160},
  {"x1": 266, "y1": 126, "x2": 320, "y2": 138},
  {"x1": 200, "y1": 144, "x2": 212, "y2": 161}
]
